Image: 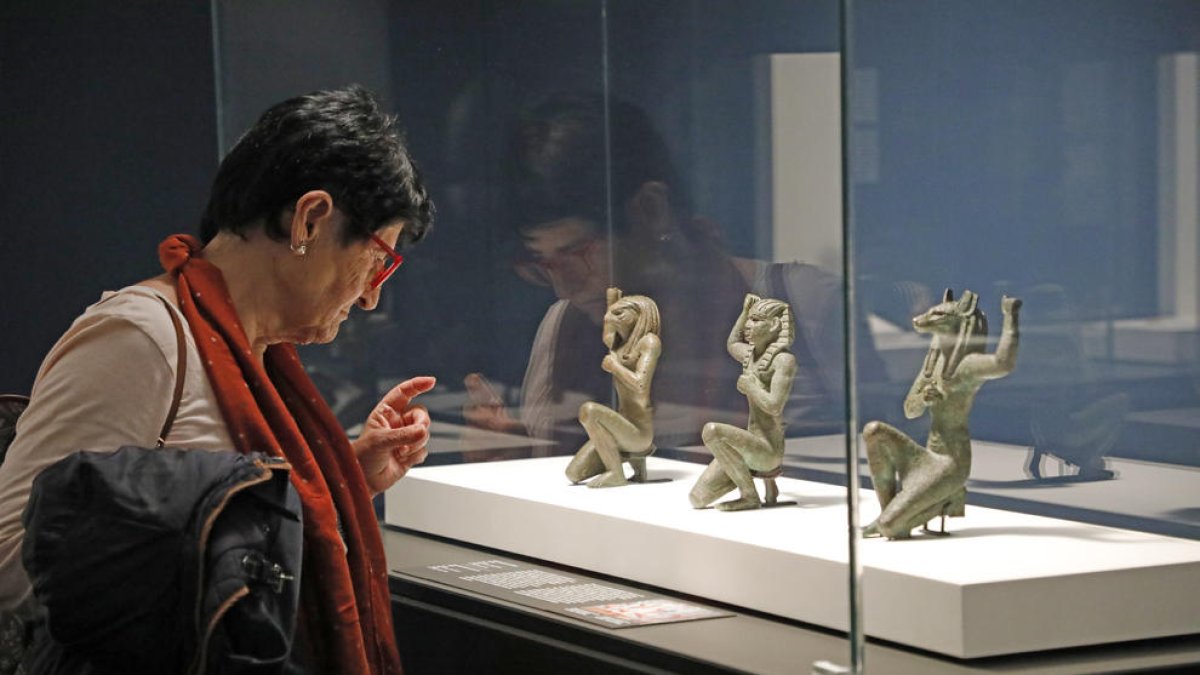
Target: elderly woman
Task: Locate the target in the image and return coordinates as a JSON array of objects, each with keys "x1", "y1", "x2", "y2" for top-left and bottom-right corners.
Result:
[{"x1": 0, "y1": 86, "x2": 434, "y2": 674}]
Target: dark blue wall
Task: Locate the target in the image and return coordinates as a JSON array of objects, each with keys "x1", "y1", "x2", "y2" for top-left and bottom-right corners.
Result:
[
  {"x1": 850, "y1": 0, "x2": 1200, "y2": 322},
  {"x1": 0, "y1": 1, "x2": 217, "y2": 393}
]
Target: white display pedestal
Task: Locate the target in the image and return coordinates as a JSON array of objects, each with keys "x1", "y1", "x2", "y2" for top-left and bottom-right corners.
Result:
[{"x1": 385, "y1": 456, "x2": 1200, "y2": 658}]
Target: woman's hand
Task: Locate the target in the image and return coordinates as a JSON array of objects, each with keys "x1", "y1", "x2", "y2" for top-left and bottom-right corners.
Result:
[
  {"x1": 354, "y1": 376, "x2": 436, "y2": 494},
  {"x1": 462, "y1": 373, "x2": 526, "y2": 435}
]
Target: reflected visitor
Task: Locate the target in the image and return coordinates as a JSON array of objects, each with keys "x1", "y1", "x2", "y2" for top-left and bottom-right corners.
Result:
[
  {"x1": 465, "y1": 92, "x2": 882, "y2": 454},
  {"x1": 466, "y1": 92, "x2": 746, "y2": 450}
]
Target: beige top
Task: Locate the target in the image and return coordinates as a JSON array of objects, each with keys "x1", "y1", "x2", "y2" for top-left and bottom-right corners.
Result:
[
  {"x1": 0, "y1": 285, "x2": 234, "y2": 610},
  {"x1": 520, "y1": 300, "x2": 583, "y2": 444}
]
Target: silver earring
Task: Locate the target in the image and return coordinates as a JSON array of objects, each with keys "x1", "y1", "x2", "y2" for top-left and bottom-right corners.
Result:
[{"x1": 290, "y1": 242, "x2": 308, "y2": 256}]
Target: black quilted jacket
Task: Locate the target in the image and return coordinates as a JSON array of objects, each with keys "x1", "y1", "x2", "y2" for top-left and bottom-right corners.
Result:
[{"x1": 21, "y1": 446, "x2": 303, "y2": 675}]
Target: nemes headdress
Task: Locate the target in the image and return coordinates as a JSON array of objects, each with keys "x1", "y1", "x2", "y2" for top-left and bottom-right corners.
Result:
[{"x1": 744, "y1": 297, "x2": 794, "y2": 375}]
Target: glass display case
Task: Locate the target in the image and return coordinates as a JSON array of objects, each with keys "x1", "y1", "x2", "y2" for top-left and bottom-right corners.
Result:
[{"x1": 213, "y1": 1, "x2": 1200, "y2": 672}]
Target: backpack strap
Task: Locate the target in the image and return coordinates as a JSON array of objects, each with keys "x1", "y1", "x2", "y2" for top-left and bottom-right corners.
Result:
[{"x1": 155, "y1": 295, "x2": 187, "y2": 448}]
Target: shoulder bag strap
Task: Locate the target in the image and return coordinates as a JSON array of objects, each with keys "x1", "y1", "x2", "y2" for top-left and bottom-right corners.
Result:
[{"x1": 155, "y1": 295, "x2": 187, "y2": 448}]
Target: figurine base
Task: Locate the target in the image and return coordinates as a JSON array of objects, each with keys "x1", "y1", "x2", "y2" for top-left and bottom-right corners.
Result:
[
  {"x1": 569, "y1": 477, "x2": 674, "y2": 486},
  {"x1": 386, "y1": 456, "x2": 1200, "y2": 659},
  {"x1": 697, "y1": 499, "x2": 798, "y2": 510}
]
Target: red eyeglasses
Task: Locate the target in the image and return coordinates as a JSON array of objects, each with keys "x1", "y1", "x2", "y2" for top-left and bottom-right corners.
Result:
[{"x1": 368, "y1": 233, "x2": 404, "y2": 289}]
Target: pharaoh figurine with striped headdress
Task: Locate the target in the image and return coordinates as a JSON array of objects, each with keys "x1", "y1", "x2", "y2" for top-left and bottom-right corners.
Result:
[{"x1": 689, "y1": 294, "x2": 797, "y2": 511}]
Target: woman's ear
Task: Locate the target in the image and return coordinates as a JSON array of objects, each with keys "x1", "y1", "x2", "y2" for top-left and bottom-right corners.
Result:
[{"x1": 289, "y1": 190, "x2": 335, "y2": 249}]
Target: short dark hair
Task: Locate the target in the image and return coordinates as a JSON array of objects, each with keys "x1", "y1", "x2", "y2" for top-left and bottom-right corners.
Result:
[
  {"x1": 200, "y1": 85, "x2": 433, "y2": 247},
  {"x1": 509, "y1": 93, "x2": 685, "y2": 236}
]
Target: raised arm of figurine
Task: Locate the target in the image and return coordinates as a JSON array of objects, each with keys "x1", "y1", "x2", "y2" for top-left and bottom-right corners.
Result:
[
  {"x1": 957, "y1": 296, "x2": 1022, "y2": 381},
  {"x1": 903, "y1": 368, "x2": 932, "y2": 420},
  {"x1": 602, "y1": 333, "x2": 662, "y2": 395},
  {"x1": 726, "y1": 293, "x2": 760, "y2": 362},
  {"x1": 737, "y1": 352, "x2": 797, "y2": 417}
]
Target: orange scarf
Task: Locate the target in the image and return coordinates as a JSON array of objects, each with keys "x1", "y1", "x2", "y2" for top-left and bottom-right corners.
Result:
[{"x1": 159, "y1": 235, "x2": 402, "y2": 675}]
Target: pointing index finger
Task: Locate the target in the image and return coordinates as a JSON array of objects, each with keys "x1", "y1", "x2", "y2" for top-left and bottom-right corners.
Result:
[{"x1": 381, "y1": 375, "x2": 437, "y2": 410}]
